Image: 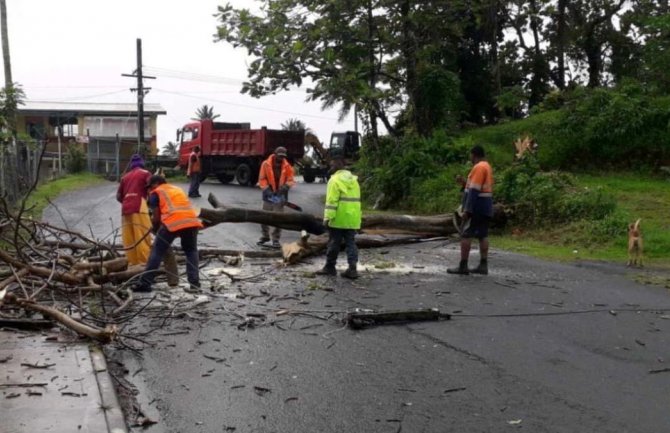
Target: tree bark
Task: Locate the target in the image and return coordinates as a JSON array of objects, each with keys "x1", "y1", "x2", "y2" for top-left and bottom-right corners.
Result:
[
  {"x1": 0, "y1": 0, "x2": 11, "y2": 88},
  {"x1": 203, "y1": 193, "x2": 507, "y2": 237}
]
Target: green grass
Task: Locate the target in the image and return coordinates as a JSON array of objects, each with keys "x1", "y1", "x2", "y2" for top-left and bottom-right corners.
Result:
[
  {"x1": 492, "y1": 173, "x2": 670, "y2": 267},
  {"x1": 23, "y1": 172, "x2": 105, "y2": 218}
]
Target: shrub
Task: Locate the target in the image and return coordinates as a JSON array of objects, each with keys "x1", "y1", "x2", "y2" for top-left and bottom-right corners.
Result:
[
  {"x1": 497, "y1": 155, "x2": 617, "y2": 225},
  {"x1": 65, "y1": 144, "x2": 87, "y2": 173},
  {"x1": 357, "y1": 130, "x2": 469, "y2": 210}
]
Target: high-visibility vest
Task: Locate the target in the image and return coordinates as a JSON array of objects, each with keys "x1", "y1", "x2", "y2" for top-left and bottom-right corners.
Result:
[
  {"x1": 153, "y1": 184, "x2": 203, "y2": 232},
  {"x1": 465, "y1": 161, "x2": 493, "y2": 197},
  {"x1": 257, "y1": 155, "x2": 295, "y2": 192},
  {"x1": 187, "y1": 152, "x2": 201, "y2": 176},
  {"x1": 324, "y1": 169, "x2": 362, "y2": 229}
]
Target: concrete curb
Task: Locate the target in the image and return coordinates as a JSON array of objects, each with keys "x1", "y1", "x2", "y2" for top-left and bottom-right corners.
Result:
[{"x1": 90, "y1": 346, "x2": 128, "y2": 433}]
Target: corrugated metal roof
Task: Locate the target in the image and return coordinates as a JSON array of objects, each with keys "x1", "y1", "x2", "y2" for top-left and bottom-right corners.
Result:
[{"x1": 19, "y1": 100, "x2": 167, "y2": 116}]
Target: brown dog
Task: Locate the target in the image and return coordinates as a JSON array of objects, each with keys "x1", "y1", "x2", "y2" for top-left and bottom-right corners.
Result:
[{"x1": 627, "y1": 219, "x2": 643, "y2": 267}]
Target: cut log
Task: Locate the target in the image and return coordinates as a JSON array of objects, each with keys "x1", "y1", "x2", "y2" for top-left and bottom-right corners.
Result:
[
  {"x1": 201, "y1": 194, "x2": 326, "y2": 235},
  {"x1": 202, "y1": 193, "x2": 507, "y2": 237},
  {"x1": 346, "y1": 308, "x2": 451, "y2": 329}
]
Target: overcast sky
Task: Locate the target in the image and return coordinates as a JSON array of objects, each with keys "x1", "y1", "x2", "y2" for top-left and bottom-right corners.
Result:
[{"x1": 4, "y1": 0, "x2": 353, "y2": 150}]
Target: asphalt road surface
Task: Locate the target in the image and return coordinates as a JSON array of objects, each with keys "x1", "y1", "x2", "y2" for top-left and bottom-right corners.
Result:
[{"x1": 44, "y1": 178, "x2": 670, "y2": 433}]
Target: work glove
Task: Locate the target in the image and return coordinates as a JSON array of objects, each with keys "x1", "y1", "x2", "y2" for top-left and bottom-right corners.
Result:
[
  {"x1": 262, "y1": 187, "x2": 273, "y2": 202},
  {"x1": 279, "y1": 184, "x2": 290, "y2": 193}
]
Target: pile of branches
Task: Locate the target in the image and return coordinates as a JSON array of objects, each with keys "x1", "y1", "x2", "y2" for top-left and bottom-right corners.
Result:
[{"x1": 0, "y1": 196, "x2": 174, "y2": 345}]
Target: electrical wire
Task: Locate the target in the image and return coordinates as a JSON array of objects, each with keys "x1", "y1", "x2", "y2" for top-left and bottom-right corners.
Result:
[
  {"x1": 451, "y1": 307, "x2": 670, "y2": 319},
  {"x1": 152, "y1": 87, "x2": 338, "y2": 121}
]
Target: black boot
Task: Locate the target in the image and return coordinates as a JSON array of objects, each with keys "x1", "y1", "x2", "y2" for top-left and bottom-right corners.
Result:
[
  {"x1": 470, "y1": 259, "x2": 488, "y2": 275},
  {"x1": 316, "y1": 265, "x2": 337, "y2": 276},
  {"x1": 341, "y1": 266, "x2": 359, "y2": 279},
  {"x1": 447, "y1": 260, "x2": 469, "y2": 275}
]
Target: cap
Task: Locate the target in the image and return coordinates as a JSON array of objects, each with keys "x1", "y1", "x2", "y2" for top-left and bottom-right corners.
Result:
[{"x1": 274, "y1": 146, "x2": 287, "y2": 157}]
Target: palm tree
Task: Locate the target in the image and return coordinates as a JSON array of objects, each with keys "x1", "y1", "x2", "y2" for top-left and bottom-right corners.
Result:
[
  {"x1": 192, "y1": 105, "x2": 220, "y2": 121},
  {"x1": 281, "y1": 118, "x2": 307, "y2": 131},
  {"x1": 162, "y1": 141, "x2": 178, "y2": 158}
]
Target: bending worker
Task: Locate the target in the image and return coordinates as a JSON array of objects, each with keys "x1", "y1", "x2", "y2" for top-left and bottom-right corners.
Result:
[
  {"x1": 134, "y1": 175, "x2": 203, "y2": 293},
  {"x1": 257, "y1": 146, "x2": 295, "y2": 248},
  {"x1": 316, "y1": 154, "x2": 361, "y2": 279}
]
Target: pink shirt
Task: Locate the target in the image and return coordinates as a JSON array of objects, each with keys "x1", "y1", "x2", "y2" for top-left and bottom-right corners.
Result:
[{"x1": 117, "y1": 168, "x2": 151, "y2": 215}]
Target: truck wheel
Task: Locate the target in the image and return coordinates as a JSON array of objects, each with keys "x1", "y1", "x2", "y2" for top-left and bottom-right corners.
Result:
[
  {"x1": 303, "y1": 172, "x2": 316, "y2": 183},
  {"x1": 235, "y1": 163, "x2": 253, "y2": 186},
  {"x1": 216, "y1": 173, "x2": 234, "y2": 184}
]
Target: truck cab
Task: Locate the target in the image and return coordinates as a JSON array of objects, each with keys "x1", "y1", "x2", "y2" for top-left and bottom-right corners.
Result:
[{"x1": 329, "y1": 131, "x2": 360, "y2": 159}]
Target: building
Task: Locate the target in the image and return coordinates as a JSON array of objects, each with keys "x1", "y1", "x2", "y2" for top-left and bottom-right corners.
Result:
[{"x1": 17, "y1": 100, "x2": 167, "y2": 178}]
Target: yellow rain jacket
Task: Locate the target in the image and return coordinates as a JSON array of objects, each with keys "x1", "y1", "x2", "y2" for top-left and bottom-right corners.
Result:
[{"x1": 324, "y1": 169, "x2": 362, "y2": 229}]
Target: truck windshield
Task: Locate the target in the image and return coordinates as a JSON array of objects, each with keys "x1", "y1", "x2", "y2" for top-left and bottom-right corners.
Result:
[
  {"x1": 182, "y1": 127, "x2": 199, "y2": 142},
  {"x1": 330, "y1": 134, "x2": 344, "y2": 150}
]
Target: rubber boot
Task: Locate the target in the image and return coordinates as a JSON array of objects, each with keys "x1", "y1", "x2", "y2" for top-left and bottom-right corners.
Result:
[
  {"x1": 164, "y1": 247, "x2": 180, "y2": 287},
  {"x1": 316, "y1": 265, "x2": 337, "y2": 276},
  {"x1": 447, "y1": 260, "x2": 469, "y2": 275},
  {"x1": 341, "y1": 266, "x2": 359, "y2": 279},
  {"x1": 470, "y1": 259, "x2": 488, "y2": 275}
]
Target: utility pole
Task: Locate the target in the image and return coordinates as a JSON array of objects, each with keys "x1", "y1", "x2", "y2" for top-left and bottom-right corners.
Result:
[{"x1": 122, "y1": 38, "x2": 155, "y2": 155}]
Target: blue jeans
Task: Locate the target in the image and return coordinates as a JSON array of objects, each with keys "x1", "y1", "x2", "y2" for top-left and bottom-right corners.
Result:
[
  {"x1": 140, "y1": 226, "x2": 200, "y2": 289},
  {"x1": 325, "y1": 228, "x2": 358, "y2": 268},
  {"x1": 188, "y1": 174, "x2": 201, "y2": 197}
]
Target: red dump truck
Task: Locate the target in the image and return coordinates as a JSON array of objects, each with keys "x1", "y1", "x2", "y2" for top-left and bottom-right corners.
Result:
[{"x1": 177, "y1": 120, "x2": 305, "y2": 186}]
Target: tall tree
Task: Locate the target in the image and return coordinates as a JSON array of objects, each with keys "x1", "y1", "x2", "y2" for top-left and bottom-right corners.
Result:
[
  {"x1": 192, "y1": 104, "x2": 220, "y2": 121},
  {"x1": 0, "y1": 0, "x2": 11, "y2": 89}
]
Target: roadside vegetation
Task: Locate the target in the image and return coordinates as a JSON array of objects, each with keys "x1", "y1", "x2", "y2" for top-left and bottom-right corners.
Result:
[
  {"x1": 25, "y1": 172, "x2": 104, "y2": 218},
  {"x1": 358, "y1": 84, "x2": 670, "y2": 266}
]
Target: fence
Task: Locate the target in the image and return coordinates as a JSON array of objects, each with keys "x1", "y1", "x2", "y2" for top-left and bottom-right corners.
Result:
[
  {"x1": 86, "y1": 136, "x2": 122, "y2": 181},
  {"x1": 0, "y1": 140, "x2": 48, "y2": 205}
]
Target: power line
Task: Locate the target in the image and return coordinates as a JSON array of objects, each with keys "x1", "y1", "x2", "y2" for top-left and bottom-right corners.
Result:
[
  {"x1": 152, "y1": 88, "x2": 338, "y2": 121},
  {"x1": 144, "y1": 66, "x2": 244, "y2": 85},
  {"x1": 35, "y1": 90, "x2": 128, "y2": 102}
]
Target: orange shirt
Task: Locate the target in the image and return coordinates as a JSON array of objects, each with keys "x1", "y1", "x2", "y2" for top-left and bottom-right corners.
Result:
[{"x1": 465, "y1": 161, "x2": 493, "y2": 195}]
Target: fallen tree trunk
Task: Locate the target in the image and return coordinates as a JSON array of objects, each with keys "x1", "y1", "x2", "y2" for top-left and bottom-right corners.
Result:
[{"x1": 202, "y1": 193, "x2": 507, "y2": 237}]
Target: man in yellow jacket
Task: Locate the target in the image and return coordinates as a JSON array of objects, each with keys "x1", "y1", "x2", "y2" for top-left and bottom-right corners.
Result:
[{"x1": 316, "y1": 155, "x2": 362, "y2": 279}]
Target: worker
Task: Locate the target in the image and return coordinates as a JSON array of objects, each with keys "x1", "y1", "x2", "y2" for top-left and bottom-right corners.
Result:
[
  {"x1": 316, "y1": 154, "x2": 361, "y2": 279},
  {"x1": 187, "y1": 145, "x2": 202, "y2": 198},
  {"x1": 116, "y1": 154, "x2": 153, "y2": 265},
  {"x1": 448, "y1": 145, "x2": 494, "y2": 275},
  {"x1": 257, "y1": 146, "x2": 295, "y2": 248},
  {"x1": 134, "y1": 175, "x2": 203, "y2": 293}
]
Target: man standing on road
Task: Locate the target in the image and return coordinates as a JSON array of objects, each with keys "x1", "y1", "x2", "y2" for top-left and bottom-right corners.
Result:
[
  {"x1": 316, "y1": 155, "x2": 362, "y2": 279},
  {"x1": 134, "y1": 175, "x2": 203, "y2": 293},
  {"x1": 257, "y1": 146, "x2": 295, "y2": 248},
  {"x1": 448, "y1": 145, "x2": 494, "y2": 275},
  {"x1": 116, "y1": 154, "x2": 153, "y2": 265},
  {"x1": 187, "y1": 145, "x2": 202, "y2": 198}
]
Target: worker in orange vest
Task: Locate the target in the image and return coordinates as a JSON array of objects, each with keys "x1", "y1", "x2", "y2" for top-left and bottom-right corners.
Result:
[
  {"x1": 448, "y1": 145, "x2": 494, "y2": 275},
  {"x1": 187, "y1": 145, "x2": 202, "y2": 198},
  {"x1": 134, "y1": 175, "x2": 203, "y2": 293},
  {"x1": 256, "y1": 146, "x2": 295, "y2": 248}
]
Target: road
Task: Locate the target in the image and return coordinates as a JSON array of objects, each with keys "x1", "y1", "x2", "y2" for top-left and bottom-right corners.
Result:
[{"x1": 44, "y1": 178, "x2": 670, "y2": 433}]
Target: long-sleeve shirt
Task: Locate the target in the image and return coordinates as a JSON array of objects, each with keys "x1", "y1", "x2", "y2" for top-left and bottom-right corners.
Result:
[{"x1": 117, "y1": 168, "x2": 151, "y2": 215}]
